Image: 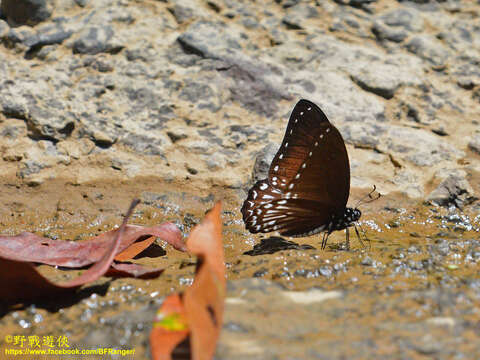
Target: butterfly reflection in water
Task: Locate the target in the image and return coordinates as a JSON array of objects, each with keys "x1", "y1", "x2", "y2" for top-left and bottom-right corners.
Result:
[{"x1": 241, "y1": 99, "x2": 378, "y2": 250}]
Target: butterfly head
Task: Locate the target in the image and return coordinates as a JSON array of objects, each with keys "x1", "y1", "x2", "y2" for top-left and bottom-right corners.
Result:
[
  {"x1": 328, "y1": 207, "x2": 361, "y2": 232},
  {"x1": 344, "y1": 207, "x2": 361, "y2": 226}
]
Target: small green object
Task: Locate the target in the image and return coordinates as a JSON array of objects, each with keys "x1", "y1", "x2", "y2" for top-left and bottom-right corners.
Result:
[
  {"x1": 154, "y1": 313, "x2": 188, "y2": 331},
  {"x1": 446, "y1": 264, "x2": 458, "y2": 270}
]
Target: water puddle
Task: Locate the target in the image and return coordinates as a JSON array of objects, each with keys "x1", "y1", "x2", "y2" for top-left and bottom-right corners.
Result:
[{"x1": 0, "y1": 178, "x2": 479, "y2": 358}]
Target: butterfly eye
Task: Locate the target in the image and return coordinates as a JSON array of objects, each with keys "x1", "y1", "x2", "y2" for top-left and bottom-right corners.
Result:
[{"x1": 354, "y1": 209, "x2": 361, "y2": 219}]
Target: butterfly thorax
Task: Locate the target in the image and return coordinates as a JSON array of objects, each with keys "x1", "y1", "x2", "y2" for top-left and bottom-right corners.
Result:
[{"x1": 328, "y1": 207, "x2": 361, "y2": 233}]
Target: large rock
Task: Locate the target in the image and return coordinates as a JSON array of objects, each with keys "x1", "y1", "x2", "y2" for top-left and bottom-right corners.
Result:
[
  {"x1": 0, "y1": 89, "x2": 74, "y2": 142},
  {"x1": 372, "y1": 7, "x2": 424, "y2": 43},
  {"x1": 177, "y1": 20, "x2": 243, "y2": 59},
  {"x1": 72, "y1": 26, "x2": 123, "y2": 55},
  {"x1": 406, "y1": 35, "x2": 451, "y2": 67},
  {"x1": 427, "y1": 174, "x2": 476, "y2": 209},
  {"x1": 282, "y1": 3, "x2": 318, "y2": 30},
  {"x1": 348, "y1": 60, "x2": 423, "y2": 99},
  {"x1": 379, "y1": 126, "x2": 464, "y2": 167},
  {"x1": 1, "y1": 0, "x2": 54, "y2": 26}
]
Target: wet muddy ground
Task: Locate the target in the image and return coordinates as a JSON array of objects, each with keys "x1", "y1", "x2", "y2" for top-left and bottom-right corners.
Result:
[{"x1": 1, "y1": 178, "x2": 480, "y2": 359}]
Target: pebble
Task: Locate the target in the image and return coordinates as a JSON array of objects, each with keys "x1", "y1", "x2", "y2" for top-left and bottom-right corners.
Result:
[{"x1": 468, "y1": 134, "x2": 480, "y2": 154}]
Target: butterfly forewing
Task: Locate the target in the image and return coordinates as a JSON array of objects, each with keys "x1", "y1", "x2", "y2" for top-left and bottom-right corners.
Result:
[
  {"x1": 242, "y1": 99, "x2": 351, "y2": 237},
  {"x1": 269, "y1": 100, "x2": 350, "y2": 207}
]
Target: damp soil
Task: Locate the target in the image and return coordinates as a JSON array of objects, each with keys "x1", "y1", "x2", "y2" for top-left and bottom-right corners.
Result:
[{"x1": 1, "y1": 177, "x2": 480, "y2": 359}]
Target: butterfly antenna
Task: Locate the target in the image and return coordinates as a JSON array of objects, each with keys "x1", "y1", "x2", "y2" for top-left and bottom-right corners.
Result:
[{"x1": 355, "y1": 185, "x2": 381, "y2": 208}]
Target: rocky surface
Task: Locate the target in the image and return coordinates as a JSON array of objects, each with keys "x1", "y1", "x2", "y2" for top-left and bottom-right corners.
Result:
[
  {"x1": 0, "y1": 0, "x2": 478, "y2": 200},
  {"x1": 219, "y1": 277, "x2": 480, "y2": 359},
  {"x1": 0, "y1": 0, "x2": 480, "y2": 359}
]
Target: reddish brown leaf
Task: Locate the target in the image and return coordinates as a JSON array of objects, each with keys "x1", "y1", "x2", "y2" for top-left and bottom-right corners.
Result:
[
  {"x1": 184, "y1": 202, "x2": 225, "y2": 360},
  {"x1": 185, "y1": 202, "x2": 225, "y2": 282},
  {"x1": 150, "y1": 294, "x2": 190, "y2": 360},
  {"x1": 0, "y1": 222, "x2": 184, "y2": 268},
  {"x1": 150, "y1": 202, "x2": 225, "y2": 360},
  {"x1": 0, "y1": 199, "x2": 140, "y2": 304},
  {"x1": 114, "y1": 235, "x2": 156, "y2": 261},
  {"x1": 107, "y1": 262, "x2": 164, "y2": 279}
]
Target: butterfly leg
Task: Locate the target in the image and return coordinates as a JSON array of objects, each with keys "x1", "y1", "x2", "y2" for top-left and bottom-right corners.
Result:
[
  {"x1": 321, "y1": 232, "x2": 329, "y2": 250},
  {"x1": 357, "y1": 223, "x2": 371, "y2": 250},
  {"x1": 344, "y1": 227, "x2": 350, "y2": 250},
  {"x1": 354, "y1": 224, "x2": 364, "y2": 248}
]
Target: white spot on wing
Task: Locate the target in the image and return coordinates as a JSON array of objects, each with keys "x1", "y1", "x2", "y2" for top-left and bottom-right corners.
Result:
[
  {"x1": 307, "y1": 107, "x2": 312, "y2": 111},
  {"x1": 288, "y1": 183, "x2": 294, "y2": 190},
  {"x1": 257, "y1": 209, "x2": 262, "y2": 215},
  {"x1": 267, "y1": 220, "x2": 276, "y2": 226},
  {"x1": 272, "y1": 176, "x2": 278, "y2": 181},
  {"x1": 264, "y1": 215, "x2": 287, "y2": 220},
  {"x1": 253, "y1": 190, "x2": 257, "y2": 199},
  {"x1": 314, "y1": 142, "x2": 318, "y2": 147},
  {"x1": 264, "y1": 204, "x2": 273, "y2": 209},
  {"x1": 300, "y1": 112, "x2": 304, "y2": 115},
  {"x1": 295, "y1": 174, "x2": 300, "y2": 179},
  {"x1": 279, "y1": 154, "x2": 284, "y2": 160},
  {"x1": 309, "y1": 152, "x2": 312, "y2": 157},
  {"x1": 260, "y1": 183, "x2": 268, "y2": 190},
  {"x1": 320, "y1": 134, "x2": 324, "y2": 139},
  {"x1": 302, "y1": 163, "x2": 306, "y2": 169},
  {"x1": 326, "y1": 128, "x2": 330, "y2": 133},
  {"x1": 278, "y1": 200, "x2": 287, "y2": 204},
  {"x1": 262, "y1": 194, "x2": 274, "y2": 200},
  {"x1": 274, "y1": 165, "x2": 279, "y2": 172}
]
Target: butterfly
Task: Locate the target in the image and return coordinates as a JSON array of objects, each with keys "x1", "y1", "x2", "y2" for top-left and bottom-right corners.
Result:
[{"x1": 241, "y1": 99, "x2": 376, "y2": 249}]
